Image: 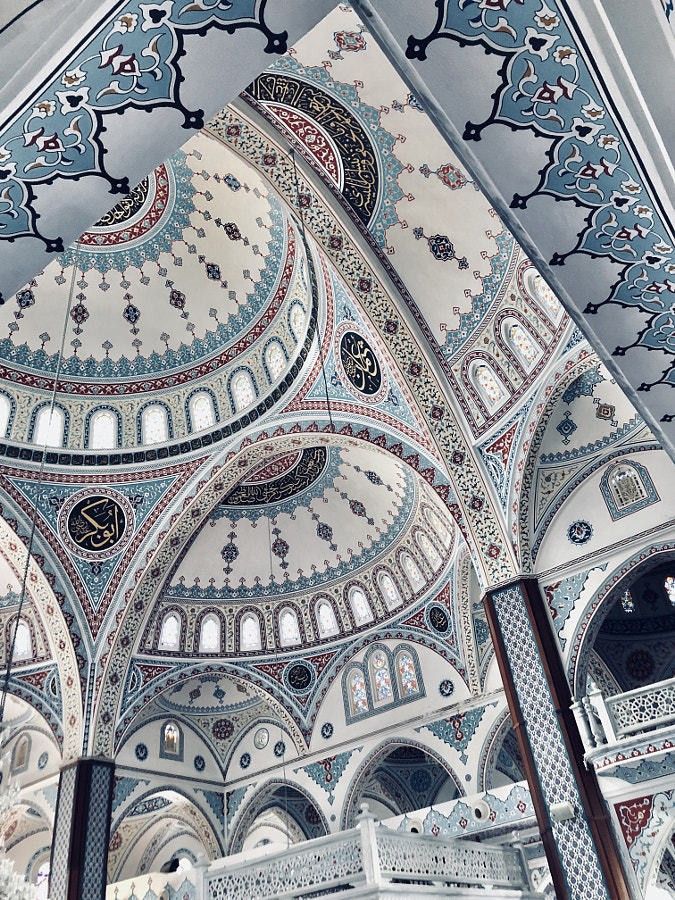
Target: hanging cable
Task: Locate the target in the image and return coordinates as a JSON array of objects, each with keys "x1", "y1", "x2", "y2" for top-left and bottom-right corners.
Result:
[
  {"x1": 0, "y1": 244, "x2": 80, "y2": 727},
  {"x1": 289, "y1": 148, "x2": 334, "y2": 432}
]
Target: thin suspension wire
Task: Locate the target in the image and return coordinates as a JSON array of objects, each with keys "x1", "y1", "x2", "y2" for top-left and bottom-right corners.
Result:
[
  {"x1": 0, "y1": 245, "x2": 80, "y2": 727},
  {"x1": 289, "y1": 148, "x2": 334, "y2": 432}
]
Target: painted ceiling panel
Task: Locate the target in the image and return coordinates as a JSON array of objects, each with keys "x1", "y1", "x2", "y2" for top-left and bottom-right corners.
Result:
[
  {"x1": 359, "y1": 0, "x2": 675, "y2": 458},
  {"x1": 0, "y1": 0, "x2": 336, "y2": 299}
]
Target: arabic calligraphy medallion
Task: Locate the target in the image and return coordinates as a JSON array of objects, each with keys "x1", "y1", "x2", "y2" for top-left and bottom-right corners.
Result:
[
  {"x1": 59, "y1": 489, "x2": 134, "y2": 560},
  {"x1": 337, "y1": 323, "x2": 386, "y2": 402}
]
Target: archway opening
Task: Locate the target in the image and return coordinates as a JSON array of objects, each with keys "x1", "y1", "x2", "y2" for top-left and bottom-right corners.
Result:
[{"x1": 345, "y1": 743, "x2": 459, "y2": 827}]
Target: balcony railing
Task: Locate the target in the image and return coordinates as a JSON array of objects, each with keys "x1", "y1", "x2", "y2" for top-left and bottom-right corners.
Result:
[
  {"x1": 204, "y1": 813, "x2": 534, "y2": 899},
  {"x1": 572, "y1": 675, "x2": 675, "y2": 753}
]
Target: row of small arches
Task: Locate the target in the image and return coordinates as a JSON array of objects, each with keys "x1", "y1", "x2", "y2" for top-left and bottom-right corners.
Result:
[
  {"x1": 467, "y1": 316, "x2": 546, "y2": 414},
  {"x1": 0, "y1": 341, "x2": 299, "y2": 450},
  {"x1": 155, "y1": 547, "x2": 448, "y2": 656}
]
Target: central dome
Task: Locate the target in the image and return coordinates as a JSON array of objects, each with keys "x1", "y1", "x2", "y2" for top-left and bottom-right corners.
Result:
[{"x1": 0, "y1": 132, "x2": 314, "y2": 454}]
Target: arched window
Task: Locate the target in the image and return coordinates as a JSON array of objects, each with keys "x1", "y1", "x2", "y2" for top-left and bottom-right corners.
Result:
[
  {"x1": 504, "y1": 320, "x2": 539, "y2": 369},
  {"x1": 231, "y1": 371, "x2": 256, "y2": 413},
  {"x1": 158, "y1": 613, "x2": 181, "y2": 651},
  {"x1": 279, "y1": 608, "x2": 301, "y2": 647},
  {"x1": 265, "y1": 342, "x2": 287, "y2": 382},
  {"x1": 377, "y1": 571, "x2": 402, "y2": 611},
  {"x1": 141, "y1": 404, "x2": 169, "y2": 445},
  {"x1": 241, "y1": 612, "x2": 262, "y2": 651},
  {"x1": 11, "y1": 618, "x2": 31, "y2": 661},
  {"x1": 609, "y1": 464, "x2": 647, "y2": 508},
  {"x1": 532, "y1": 273, "x2": 562, "y2": 320},
  {"x1": 401, "y1": 553, "x2": 425, "y2": 592},
  {"x1": 289, "y1": 302, "x2": 306, "y2": 341},
  {"x1": 472, "y1": 363, "x2": 508, "y2": 411},
  {"x1": 0, "y1": 394, "x2": 10, "y2": 438},
  {"x1": 199, "y1": 614, "x2": 220, "y2": 653},
  {"x1": 369, "y1": 649, "x2": 394, "y2": 706},
  {"x1": 33, "y1": 406, "x2": 65, "y2": 447},
  {"x1": 396, "y1": 650, "x2": 420, "y2": 697},
  {"x1": 161, "y1": 721, "x2": 182, "y2": 758},
  {"x1": 89, "y1": 409, "x2": 117, "y2": 450},
  {"x1": 11, "y1": 734, "x2": 30, "y2": 773},
  {"x1": 600, "y1": 461, "x2": 658, "y2": 520},
  {"x1": 316, "y1": 600, "x2": 339, "y2": 638},
  {"x1": 424, "y1": 508, "x2": 453, "y2": 549},
  {"x1": 416, "y1": 532, "x2": 441, "y2": 570},
  {"x1": 349, "y1": 587, "x2": 373, "y2": 626},
  {"x1": 347, "y1": 667, "x2": 368, "y2": 716},
  {"x1": 188, "y1": 391, "x2": 215, "y2": 432},
  {"x1": 35, "y1": 861, "x2": 50, "y2": 900}
]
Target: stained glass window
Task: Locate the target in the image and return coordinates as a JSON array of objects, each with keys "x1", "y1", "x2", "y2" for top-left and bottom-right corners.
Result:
[
  {"x1": 11, "y1": 734, "x2": 30, "y2": 772},
  {"x1": 533, "y1": 273, "x2": 562, "y2": 319},
  {"x1": 199, "y1": 615, "x2": 220, "y2": 653},
  {"x1": 33, "y1": 406, "x2": 65, "y2": 448},
  {"x1": 506, "y1": 321, "x2": 539, "y2": 367},
  {"x1": 349, "y1": 587, "x2": 373, "y2": 626},
  {"x1": 417, "y1": 532, "x2": 441, "y2": 569},
  {"x1": 141, "y1": 404, "x2": 169, "y2": 445},
  {"x1": 0, "y1": 394, "x2": 10, "y2": 437},
  {"x1": 265, "y1": 342, "x2": 287, "y2": 381},
  {"x1": 316, "y1": 600, "x2": 339, "y2": 637},
  {"x1": 473, "y1": 364, "x2": 507, "y2": 410},
  {"x1": 609, "y1": 464, "x2": 647, "y2": 508},
  {"x1": 231, "y1": 371, "x2": 256, "y2": 412},
  {"x1": 396, "y1": 651, "x2": 420, "y2": 697},
  {"x1": 378, "y1": 571, "x2": 401, "y2": 610},
  {"x1": 348, "y1": 667, "x2": 368, "y2": 715},
  {"x1": 425, "y1": 508, "x2": 453, "y2": 548},
  {"x1": 279, "y1": 608, "x2": 301, "y2": 646},
  {"x1": 11, "y1": 619, "x2": 31, "y2": 661},
  {"x1": 189, "y1": 392, "x2": 215, "y2": 431},
  {"x1": 89, "y1": 409, "x2": 117, "y2": 450},
  {"x1": 290, "y1": 303, "x2": 306, "y2": 342},
  {"x1": 163, "y1": 722, "x2": 180, "y2": 755},
  {"x1": 402, "y1": 553, "x2": 425, "y2": 591},
  {"x1": 241, "y1": 612, "x2": 262, "y2": 651},
  {"x1": 369, "y1": 650, "x2": 393, "y2": 705},
  {"x1": 158, "y1": 613, "x2": 181, "y2": 651}
]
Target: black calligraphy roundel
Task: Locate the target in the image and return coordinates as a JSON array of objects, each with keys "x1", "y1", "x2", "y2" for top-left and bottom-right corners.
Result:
[
  {"x1": 284, "y1": 662, "x2": 314, "y2": 694},
  {"x1": 58, "y1": 489, "x2": 134, "y2": 561},
  {"x1": 427, "y1": 604, "x2": 450, "y2": 635},
  {"x1": 339, "y1": 330, "x2": 382, "y2": 397}
]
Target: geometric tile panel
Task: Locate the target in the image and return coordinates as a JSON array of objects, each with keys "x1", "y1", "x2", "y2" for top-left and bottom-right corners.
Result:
[
  {"x1": 49, "y1": 764, "x2": 77, "y2": 900},
  {"x1": 80, "y1": 762, "x2": 114, "y2": 900},
  {"x1": 492, "y1": 584, "x2": 610, "y2": 900}
]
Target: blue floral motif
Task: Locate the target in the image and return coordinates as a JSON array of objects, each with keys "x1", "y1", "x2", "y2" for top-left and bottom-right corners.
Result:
[
  {"x1": 407, "y1": 1, "x2": 675, "y2": 392},
  {"x1": 0, "y1": 1, "x2": 287, "y2": 251},
  {"x1": 134, "y1": 742, "x2": 148, "y2": 761},
  {"x1": 562, "y1": 367, "x2": 604, "y2": 404},
  {"x1": 543, "y1": 571, "x2": 589, "y2": 649},
  {"x1": 418, "y1": 705, "x2": 489, "y2": 763},
  {"x1": 300, "y1": 750, "x2": 355, "y2": 805},
  {"x1": 567, "y1": 520, "x2": 593, "y2": 545}
]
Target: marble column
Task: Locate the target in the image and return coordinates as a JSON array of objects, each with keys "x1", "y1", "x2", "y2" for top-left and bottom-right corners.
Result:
[
  {"x1": 49, "y1": 757, "x2": 115, "y2": 900},
  {"x1": 484, "y1": 578, "x2": 631, "y2": 900}
]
